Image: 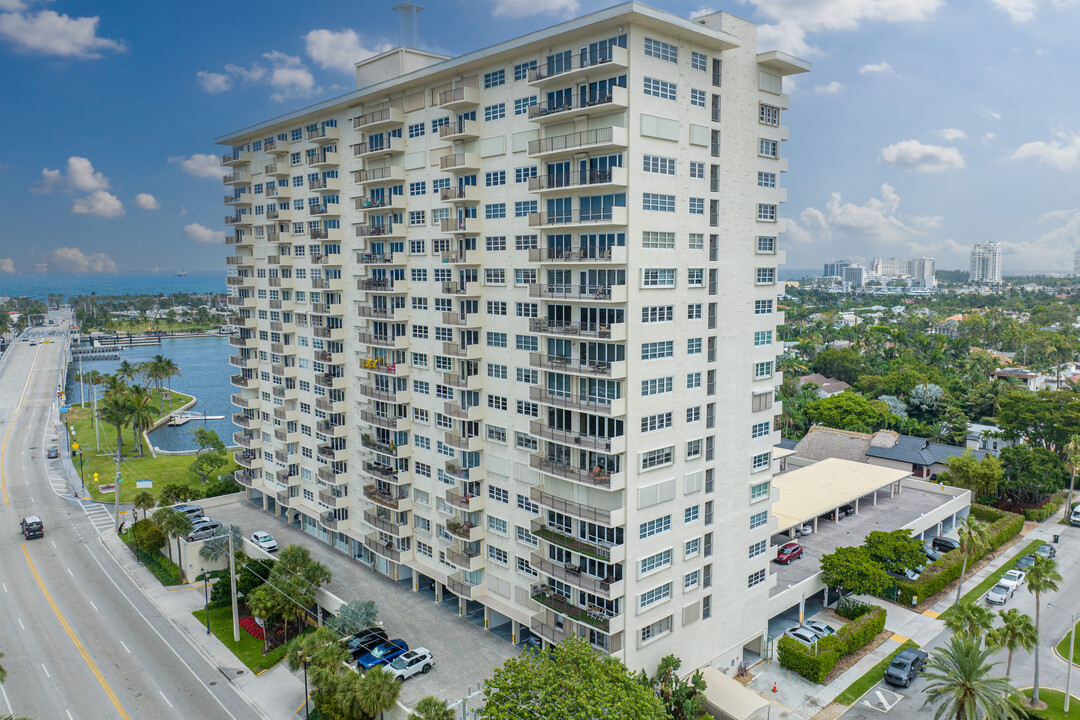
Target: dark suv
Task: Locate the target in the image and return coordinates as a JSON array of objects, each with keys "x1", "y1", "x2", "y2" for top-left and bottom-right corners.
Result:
[
  {"x1": 884, "y1": 648, "x2": 928, "y2": 688},
  {"x1": 342, "y1": 627, "x2": 389, "y2": 662},
  {"x1": 931, "y1": 536, "x2": 960, "y2": 554},
  {"x1": 21, "y1": 515, "x2": 44, "y2": 539}
]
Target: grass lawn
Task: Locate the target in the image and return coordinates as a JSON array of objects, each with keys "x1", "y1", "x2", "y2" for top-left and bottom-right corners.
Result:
[
  {"x1": 833, "y1": 640, "x2": 919, "y2": 705},
  {"x1": 67, "y1": 387, "x2": 239, "y2": 503},
  {"x1": 1020, "y1": 689, "x2": 1079, "y2": 719},
  {"x1": 192, "y1": 605, "x2": 278, "y2": 673},
  {"x1": 1056, "y1": 620, "x2": 1080, "y2": 666},
  {"x1": 94, "y1": 319, "x2": 220, "y2": 334},
  {"x1": 938, "y1": 539, "x2": 1044, "y2": 621}
]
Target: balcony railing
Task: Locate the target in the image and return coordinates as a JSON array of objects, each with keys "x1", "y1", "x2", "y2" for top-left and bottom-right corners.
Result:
[
  {"x1": 528, "y1": 168, "x2": 624, "y2": 192},
  {"x1": 528, "y1": 46, "x2": 628, "y2": 83},
  {"x1": 363, "y1": 484, "x2": 408, "y2": 509},
  {"x1": 528, "y1": 386, "x2": 620, "y2": 416},
  {"x1": 530, "y1": 519, "x2": 620, "y2": 562},
  {"x1": 530, "y1": 487, "x2": 613, "y2": 525},
  {"x1": 529, "y1": 420, "x2": 615, "y2": 452},
  {"x1": 527, "y1": 209, "x2": 625, "y2": 229},
  {"x1": 528, "y1": 86, "x2": 626, "y2": 120},
  {"x1": 363, "y1": 510, "x2": 408, "y2": 536},
  {"x1": 531, "y1": 553, "x2": 619, "y2": 598},
  {"x1": 529, "y1": 454, "x2": 614, "y2": 489},
  {"x1": 353, "y1": 106, "x2": 403, "y2": 130},
  {"x1": 363, "y1": 533, "x2": 401, "y2": 562},
  {"x1": 528, "y1": 353, "x2": 614, "y2": 377},
  {"x1": 528, "y1": 318, "x2": 615, "y2": 338},
  {"x1": 530, "y1": 588, "x2": 611, "y2": 632},
  {"x1": 528, "y1": 127, "x2": 623, "y2": 156}
]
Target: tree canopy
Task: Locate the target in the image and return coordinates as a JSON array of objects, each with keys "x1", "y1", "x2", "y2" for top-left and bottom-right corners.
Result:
[
  {"x1": 998, "y1": 445, "x2": 1067, "y2": 504},
  {"x1": 863, "y1": 530, "x2": 926, "y2": 575},
  {"x1": 997, "y1": 390, "x2": 1080, "y2": 458},
  {"x1": 938, "y1": 451, "x2": 1003, "y2": 503},
  {"x1": 820, "y1": 546, "x2": 891, "y2": 596},
  {"x1": 804, "y1": 392, "x2": 897, "y2": 434}
]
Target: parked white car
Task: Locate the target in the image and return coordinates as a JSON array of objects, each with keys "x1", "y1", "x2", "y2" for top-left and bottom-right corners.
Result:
[
  {"x1": 387, "y1": 648, "x2": 434, "y2": 682},
  {"x1": 998, "y1": 569, "x2": 1025, "y2": 593},
  {"x1": 250, "y1": 531, "x2": 279, "y2": 552}
]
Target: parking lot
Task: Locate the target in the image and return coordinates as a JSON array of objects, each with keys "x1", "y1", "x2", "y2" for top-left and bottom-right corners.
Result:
[{"x1": 207, "y1": 498, "x2": 517, "y2": 706}]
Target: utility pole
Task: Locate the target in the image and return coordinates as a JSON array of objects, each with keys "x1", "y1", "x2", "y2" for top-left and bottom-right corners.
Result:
[
  {"x1": 229, "y1": 531, "x2": 240, "y2": 643},
  {"x1": 113, "y1": 449, "x2": 121, "y2": 532}
]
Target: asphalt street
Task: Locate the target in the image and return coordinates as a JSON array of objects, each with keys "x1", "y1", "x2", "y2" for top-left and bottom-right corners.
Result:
[
  {"x1": 840, "y1": 524, "x2": 1080, "y2": 720},
  {"x1": 0, "y1": 313, "x2": 266, "y2": 720}
]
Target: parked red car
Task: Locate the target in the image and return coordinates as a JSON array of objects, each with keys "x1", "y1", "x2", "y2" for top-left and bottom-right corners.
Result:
[{"x1": 776, "y1": 542, "x2": 803, "y2": 564}]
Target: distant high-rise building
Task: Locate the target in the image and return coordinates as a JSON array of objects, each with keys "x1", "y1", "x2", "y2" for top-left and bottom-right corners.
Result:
[
  {"x1": 842, "y1": 264, "x2": 867, "y2": 288},
  {"x1": 871, "y1": 257, "x2": 905, "y2": 276},
  {"x1": 909, "y1": 257, "x2": 936, "y2": 288},
  {"x1": 1074, "y1": 249, "x2": 1080, "y2": 275},
  {"x1": 970, "y1": 242, "x2": 1002, "y2": 284},
  {"x1": 823, "y1": 260, "x2": 848, "y2": 277}
]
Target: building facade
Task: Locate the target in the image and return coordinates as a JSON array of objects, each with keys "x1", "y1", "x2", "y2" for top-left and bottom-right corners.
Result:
[
  {"x1": 842, "y1": 264, "x2": 867, "y2": 288},
  {"x1": 909, "y1": 256, "x2": 935, "y2": 288},
  {"x1": 220, "y1": 2, "x2": 807, "y2": 673},
  {"x1": 969, "y1": 241, "x2": 1002, "y2": 284},
  {"x1": 823, "y1": 260, "x2": 848, "y2": 278}
]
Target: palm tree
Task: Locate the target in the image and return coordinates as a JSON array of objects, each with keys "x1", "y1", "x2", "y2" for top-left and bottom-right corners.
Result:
[
  {"x1": 98, "y1": 392, "x2": 132, "y2": 458},
  {"x1": 340, "y1": 665, "x2": 400, "y2": 720},
  {"x1": 922, "y1": 634, "x2": 1022, "y2": 720},
  {"x1": 986, "y1": 609, "x2": 1038, "y2": 677},
  {"x1": 953, "y1": 517, "x2": 991, "y2": 606},
  {"x1": 116, "y1": 360, "x2": 139, "y2": 384},
  {"x1": 132, "y1": 490, "x2": 156, "y2": 522},
  {"x1": 126, "y1": 385, "x2": 158, "y2": 457},
  {"x1": 100, "y1": 372, "x2": 128, "y2": 397},
  {"x1": 944, "y1": 602, "x2": 994, "y2": 640},
  {"x1": 327, "y1": 599, "x2": 378, "y2": 637},
  {"x1": 1024, "y1": 556, "x2": 1062, "y2": 707},
  {"x1": 161, "y1": 356, "x2": 181, "y2": 393},
  {"x1": 287, "y1": 626, "x2": 347, "y2": 674},
  {"x1": 198, "y1": 524, "x2": 245, "y2": 565},
  {"x1": 244, "y1": 583, "x2": 280, "y2": 654},
  {"x1": 152, "y1": 508, "x2": 193, "y2": 582},
  {"x1": 410, "y1": 696, "x2": 456, "y2": 720},
  {"x1": 1064, "y1": 433, "x2": 1080, "y2": 520}
]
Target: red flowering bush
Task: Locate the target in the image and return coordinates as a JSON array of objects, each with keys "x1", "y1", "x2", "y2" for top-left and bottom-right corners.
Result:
[{"x1": 239, "y1": 616, "x2": 264, "y2": 640}]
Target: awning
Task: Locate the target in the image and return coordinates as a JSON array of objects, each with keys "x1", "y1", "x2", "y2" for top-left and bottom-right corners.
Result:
[{"x1": 699, "y1": 667, "x2": 771, "y2": 720}]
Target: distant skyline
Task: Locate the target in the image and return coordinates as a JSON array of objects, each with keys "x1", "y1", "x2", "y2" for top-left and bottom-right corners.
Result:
[{"x1": 0, "y1": 0, "x2": 1078, "y2": 274}]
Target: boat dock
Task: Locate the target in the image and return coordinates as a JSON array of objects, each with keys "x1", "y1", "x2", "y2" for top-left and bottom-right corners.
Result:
[{"x1": 167, "y1": 410, "x2": 225, "y2": 426}]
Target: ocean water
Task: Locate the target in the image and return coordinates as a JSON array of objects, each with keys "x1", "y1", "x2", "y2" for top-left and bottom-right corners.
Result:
[
  {"x1": 1, "y1": 272, "x2": 226, "y2": 301},
  {"x1": 65, "y1": 336, "x2": 238, "y2": 452}
]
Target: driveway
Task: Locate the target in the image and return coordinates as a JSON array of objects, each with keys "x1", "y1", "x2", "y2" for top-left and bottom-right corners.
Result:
[{"x1": 207, "y1": 498, "x2": 517, "y2": 707}]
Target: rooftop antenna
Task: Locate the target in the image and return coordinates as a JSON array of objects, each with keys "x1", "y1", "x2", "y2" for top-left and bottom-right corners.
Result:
[{"x1": 393, "y1": 3, "x2": 423, "y2": 49}]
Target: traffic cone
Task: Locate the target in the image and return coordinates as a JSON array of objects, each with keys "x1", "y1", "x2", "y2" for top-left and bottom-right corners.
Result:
[{"x1": 772, "y1": 682, "x2": 777, "y2": 693}]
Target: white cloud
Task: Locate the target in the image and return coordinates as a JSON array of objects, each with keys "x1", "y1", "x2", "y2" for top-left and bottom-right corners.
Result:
[
  {"x1": 744, "y1": 0, "x2": 943, "y2": 55},
  {"x1": 184, "y1": 223, "x2": 226, "y2": 244},
  {"x1": 689, "y1": 6, "x2": 717, "y2": 19},
  {"x1": 304, "y1": 28, "x2": 391, "y2": 73},
  {"x1": 859, "y1": 61, "x2": 893, "y2": 74},
  {"x1": 71, "y1": 190, "x2": 124, "y2": 217},
  {"x1": 795, "y1": 183, "x2": 944, "y2": 246},
  {"x1": 814, "y1": 80, "x2": 844, "y2": 94},
  {"x1": 196, "y1": 71, "x2": 231, "y2": 93},
  {"x1": 48, "y1": 247, "x2": 118, "y2": 273},
  {"x1": 35, "y1": 156, "x2": 110, "y2": 193},
  {"x1": 1010, "y1": 131, "x2": 1080, "y2": 170},
  {"x1": 983, "y1": 132, "x2": 996, "y2": 143},
  {"x1": 990, "y1": 0, "x2": 1037, "y2": 22},
  {"x1": 0, "y1": 0, "x2": 29, "y2": 10},
  {"x1": 0, "y1": 258, "x2": 14, "y2": 273},
  {"x1": 0, "y1": 10, "x2": 124, "y2": 58},
  {"x1": 222, "y1": 62, "x2": 266, "y2": 83},
  {"x1": 938, "y1": 128, "x2": 968, "y2": 141},
  {"x1": 134, "y1": 193, "x2": 160, "y2": 210},
  {"x1": 169, "y1": 154, "x2": 227, "y2": 179},
  {"x1": 880, "y1": 140, "x2": 965, "y2": 172},
  {"x1": 980, "y1": 108, "x2": 1002, "y2": 120},
  {"x1": 490, "y1": 0, "x2": 578, "y2": 16}
]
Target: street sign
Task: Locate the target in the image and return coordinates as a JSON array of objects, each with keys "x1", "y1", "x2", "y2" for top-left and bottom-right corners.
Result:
[
  {"x1": 71, "y1": 442, "x2": 79, "y2": 451},
  {"x1": 136, "y1": 480, "x2": 153, "y2": 489}
]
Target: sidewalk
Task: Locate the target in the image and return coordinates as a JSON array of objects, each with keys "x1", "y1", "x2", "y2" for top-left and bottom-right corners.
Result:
[{"x1": 99, "y1": 531, "x2": 302, "y2": 720}]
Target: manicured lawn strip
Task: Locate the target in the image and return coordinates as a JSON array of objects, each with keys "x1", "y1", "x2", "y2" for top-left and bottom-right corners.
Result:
[
  {"x1": 833, "y1": 640, "x2": 918, "y2": 706},
  {"x1": 119, "y1": 527, "x2": 181, "y2": 585},
  {"x1": 191, "y1": 604, "x2": 313, "y2": 674},
  {"x1": 94, "y1": 320, "x2": 220, "y2": 333},
  {"x1": 1055, "y1": 620, "x2": 1080, "y2": 667},
  {"x1": 938, "y1": 539, "x2": 1044, "y2": 621},
  {"x1": 1020, "y1": 689, "x2": 1079, "y2": 720}
]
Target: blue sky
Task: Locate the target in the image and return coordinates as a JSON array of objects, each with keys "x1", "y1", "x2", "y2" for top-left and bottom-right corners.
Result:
[{"x1": 0, "y1": 0, "x2": 1078, "y2": 276}]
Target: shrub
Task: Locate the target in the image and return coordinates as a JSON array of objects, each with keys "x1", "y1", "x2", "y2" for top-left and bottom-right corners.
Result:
[
  {"x1": 238, "y1": 558, "x2": 275, "y2": 597},
  {"x1": 835, "y1": 606, "x2": 886, "y2": 655},
  {"x1": 208, "y1": 577, "x2": 231, "y2": 609},
  {"x1": 138, "y1": 549, "x2": 180, "y2": 585},
  {"x1": 132, "y1": 519, "x2": 166, "y2": 554},
  {"x1": 776, "y1": 637, "x2": 840, "y2": 684},
  {"x1": 1023, "y1": 495, "x2": 1063, "y2": 522},
  {"x1": 837, "y1": 596, "x2": 873, "y2": 620},
  {"x1": 204, "y1": 476, "x2": 241, "y2": 498}
]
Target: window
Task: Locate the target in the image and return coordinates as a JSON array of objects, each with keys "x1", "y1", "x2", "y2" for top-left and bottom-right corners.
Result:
[
  {"x1": 484, "y1": 103, "x2": 506, "y2": 121},
  {"x1": 484, "y1": 69, "x2": 505, "y2": 88},
  {"x1": 642, "y1": 231, "x2": 675, "y2": 249},
  {"x1": 751, "y1": 421, "x2": 771, "y2": 439},
  {"x1": 485, "y1": 170, "x2": 506, "y2": 186},
  {"x1": 516, "y1": 557, "x2": 538, "y2": 576},
  {"x1": 749, "y1": 540, "x2": 767, "y2": 559},
  {"x1": 487, "y1": 425, "x2": 507, "y2": 442},
  {"x1": 687, "y1": 303, "x2": 702, "y2": 318},
  {"x1": 410, "y1": 240, "x2": 426, "y2": 254},
  {"x1": 516, "y1": 400, "x2": 539, "y2": 417},
  {"x1": 691, "y1": 51, "x2": 707, "y2": 71},
  {"x1": 754, "y1": 361, "x2": 773, "y2": 378},
  {"x1": 690, "y1": 89, "x2": 706, "y2": 107},
  {"x1": 644, "y1": 37, "x2": 677, "y2": 62},
  {"x1": 641, "y1": 446, "x2": 674, "y2": 470},
  {"x1": 639, "y1": 515, "x2": 671, "y2": 540},
  {"x1": 689, "y1": 198, "x2": 704, "y2": 214},
  {"x1": 759, "y1": 70, "x2": 781, "y2": 94},
  {"x1": 431, "y1": 117, "x2": 449, "y2": 132},
  {"x1": 485, "y1": 269, "x2": 506, "y2": 285},
  {"x1": 689, "y1": 161, "x2": 704, "y2": 179},
  {"x1": 684, "y1": 571, "x2": 700, "y2": 591},
  {"x1": 757, "y1": 205, "x2": 777, "y2": 222},
  {"x1": 432, "y1": 177, "x2": 450, "y2": 191},
  {"x1": 641, "y1": 377, "x2": 673, "y2": 396},
  {"x1": 748, "y1": 569, "x2": 766, "y2": 588},
  {"x1": 487, "y1": 394, "x2": 507, "y2": 411},
  {"x1": 684, "y1": 506, "x2": 700, "y2": 523},
  {"x1": 642, "y1": 305, "x2": 674, "y2": 323},
  {"x1": 641, "y1": 412, "x2": 672, "y2": 433},
  {"x1": 513, "y1": 60, "x2": 536, "y2": 81},
  {"x1": 640, "y1": 549, "x2": 671, "y2": 575},
  {"x1": 759, "y1": 139, "x2": 778, "y2": 157},
  {"x1": 750, "y1": 511, "x2": 768, "y2": 529},
  {"x1": 641, "y1": 341, "x2": 674, "y2": 359},
  {"x1": 643, "y1": 155, "x2": 676, "y2": 175},
  {"x1": 640, "y1": 583, "x2": 672, "y2": 610},
  {"x1": 408, "y1": 122, "x2": 425, "y2": 138},
  {"x1": 485, "y1": 203, "x2": 506, "y2": 219},
  {"x1": 515, "y1": 302, "x2": 538, "y2": 317},
  {"x1": 515, "y1": 200, "x2": 537, "y2": 217},
  {"x1": 687, "y1": 406, "x2": 701, "y2": 423},
  {"x1": 409, "y1": 210, "x2": 425, "y2": 226},
  {"x1": 515, "y1": 367, "x2": 538, "y2": 384},
  {"x1": 752, "y1": 452, "x2": 771, "y2": 471},
  {"x1": 515, "y1": 234, "x2": 538, "y2": 249},
  {"x1": 754, "y1": 330, "x2": 772, "y2": 346},
  {"x1": 756, "y1": 267, "x2": 776, "y2": 284},
  {"x1": 757, "y1": 236, "x2": 776, "y2": 253},
  {"x1": 517, "y1": 527, "x2": 539, "y2": 547},
  {"x1": 488, "y1": 545, "x2": 508, "y2": 563},
  {"x1": 758, "y1": 171, "x2": 776, "y2": 188},
  {"x1": 489, "y1": 485, "x2": 509, "y2": 504},
  {"x1": 487, "y1": 332, "x2": 507, "y2": 348},
  {"x1": 514, "y1": 96, "x2": 537, "y2": 115},
  {"x1": 487, "y1": 363, "x2": 507, "y2": 379},
  {"x1": 643, "y1": 193, "x2": 675, "y2": 212},
  {"x1": 751, "y1": 481, "x2": 770, "y2": 501},
  {"x1": 643, "y1": 76, "x2": 677, "y2": 100},
  {"x1": 486, "y1": 236, "x2": 507, "y2": 252},
  {"x1": 755, "y1": 299, "x2": 773, "y2": 314},
  {"x1": 687, "y1": 338, "x2": 702, "y2": 354},
  {"x1": 641, "y1": 616, "x2": 672, "y2": 643},
  {"x1": 685, "y1": 538, "x2": 701, "y2": 558},
  {"x1": 686, "y1": 439, "x2": 702, "y2": 458},
  {"x1": 514, "y1": 166, "x2": 537, "y2": 183},
  {"x1": 517, "y1": 494, "x2": 539, "y2": 514},
  {"x1": 515, "y1": 335, "x2": 538, "y2": 352},
  {"x1": 642, "y1": 269, "x2": 675, "y2": 287},
  {"x1": 760, "y1": 104, "x2": 780, "y2": 126},
  {"x1": 409, "y1": 181, "x2": 426, "y2": 196},
  {"x1": 686, "y1": 372, "x2": 701, "y2": 389}
]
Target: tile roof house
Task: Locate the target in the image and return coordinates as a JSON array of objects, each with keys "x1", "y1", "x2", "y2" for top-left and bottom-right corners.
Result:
[
  {"x1": 865, "y1": 434, "x2": 987, "y2": 479},
  {"x1": 789, "y1": 425, "x2": 987, "y2": 479},
  {"x1": 797, "y1": 373, "x2": 852, "y2": 398}
]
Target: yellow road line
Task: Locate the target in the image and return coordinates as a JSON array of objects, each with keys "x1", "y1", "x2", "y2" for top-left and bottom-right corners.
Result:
[
  {"x1": 21, "y1": 545, "x2": 132, "y2": 720},
  {"x1": 890, "y1": 633, "x2": 909, "y2": 643},
  {"x1": 1, "y1": 348, "x2": 41, "y2": 506},
  {"x1": 922, "y1": 609, "x2": 941, "y2": 619}
]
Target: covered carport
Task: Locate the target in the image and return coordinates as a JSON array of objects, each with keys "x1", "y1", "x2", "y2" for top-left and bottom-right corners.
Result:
[
  {"x1": 771, "y1": 458, "x2": 910, "y2": 538},
  {"x1": 699, "y1": 666, "x2": 771, "y2": 720}
]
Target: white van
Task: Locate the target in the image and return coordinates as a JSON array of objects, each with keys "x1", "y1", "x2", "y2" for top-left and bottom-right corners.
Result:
[{"x1": 1070, "y1": 506, "x2": 1080, "y2": 527}]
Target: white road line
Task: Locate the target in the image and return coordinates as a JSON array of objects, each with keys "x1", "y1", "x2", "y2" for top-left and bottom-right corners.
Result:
[
  {"x1": 66, "y1": 567, "x2": 74, "y2": 577},
  {"x1": 51, "y1": 540, "x2": 56, "y2": 549},
  {"x1": 89, "y1": 601, "x2": 99, "y2": 612},
  {"x1": 1, "y1": 682, "x2": 13, "y2": 715},
  {"x1": 158, "y1": 691, "x2": 173, "y2": 708},
  {"x1": 41, "y1": 663, "x2": 50, "y2": 678},
  {"x1": 120, "y1": 640, "x2": 130, "y2": 654},
  {"x1": 2, "y1": 582, "x2": 6, "y2": 592},
  {"x1": 17, "y1": 618, "x2": 24, "y2": 630},
  {"x1": 66, "y1": 710, "x2": 74, "y2": 720}
]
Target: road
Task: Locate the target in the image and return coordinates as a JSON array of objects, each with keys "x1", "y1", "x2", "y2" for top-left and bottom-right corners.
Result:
[
  {"x1": 0, "y1": 313, "x2": 265, "y2": 720},
  {"x1": 840, "y1": 525, "x2": 1080, "y2": 719}
]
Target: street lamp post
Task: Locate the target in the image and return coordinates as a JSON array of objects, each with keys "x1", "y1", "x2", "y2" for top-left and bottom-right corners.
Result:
[
  {"x1": 298, "y1": 651, "x2": 311, "y2": 719},
  {"x1": 1048, "y1": 602, "x2": 1076, "y2": 712},
  {"x1": 201, "y1": 567, "x2": 211, "y2": 635}
]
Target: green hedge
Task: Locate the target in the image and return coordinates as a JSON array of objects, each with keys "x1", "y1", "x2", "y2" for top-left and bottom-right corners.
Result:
[
  {"x1": 777, "y1": 607, "x2": 887, "y2": 684},
  {"x1": 892, "y1": 505, "x2": 1023, "y2": 605},
  {"x1": 1024, "y1": 495, "x2": 1064, "y2": 522},
  {"x1": 138, "y1": 549, "x2": 181, "y2": 585},
  {"x1": 837, "y1": 596, "x2": 874, "y2": 620}
]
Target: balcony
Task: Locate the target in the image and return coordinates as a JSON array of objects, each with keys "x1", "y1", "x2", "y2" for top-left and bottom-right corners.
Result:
[
  {"x1": 529, "y1": 167, "x2": 627, "y2": 194},
  {"x1": 356, "y1": 332, "x2": 409, "y2": 351},
  {"x1": 356, "y1": 305, "x2": 406, "y2": 321},
  {"x1": 357, "y1": 382, "x2": 408, "y2": 404},
  {"x1": 446, "y1": 572, "x2": 484, "y2": 599},
  {"x1": 363, "y1": 533, "x2": 402, "y2": 562},
  {"x1": 442, "y1": 400, "x2": 482, "y2": 421},
  {"x1": 229, "y1": 335, "x2": 254, "y2": 349},
  {"x1": 363, "y1": 510, "x2": 410, "y2": 536},
  {"x1": 528, "y1": 126, "x2": 627, "y2": 158},
  {"x1": 438, "y1": 185, "x2": 480, "y2": 205},
  {"x1": 528, "y1": 318, "x2": 625, "y2": 341},
  {"x1": 319, "y1": 512, "x2": 342, "y2": 531},
  {"x1": 531, "y1": 553, "x2": 621, "y2": 599},
  {"x1": 230, "y1": 393, "x2": 250, "y2": 409},
  {"x1": 357, "y1": 278, "x2": 403, "y2": 295},
  {"x1": 442, "y1": 431, "x2": 482, "y2": 453},
  {"x1": 234, "y1": 451, "x2": 257, "y2": 469},
  {"x1": 309, "y1": 176, "x2": 340, "y2": 193},
  {"x1": 220, "y1": 152, "x2": 249, "y2": 167},
  {"x1": 356, "y1": 357, "x2": 406, "y2": 377},
  {"x1": 445, "y1": 488, "x2": 484, "y2": 512},
  {"x1": 353, "y1": 166, "x2": 405, "y2": 185},
  {"x1": 527, "y1": 208, "x2": 628, "y2": 230},
  {"x1": 527, "y1": 353, "x2": 623, "y2": 379},
  {"x1": 439, "y1": 152, "x2": 481, "y2": 173},
  {"x1": 363, "y1": 484, "x2": 412, "y2": 511},
  {"x1": 234, "y1": 470, "x2": 255, "y2": 488},
  {"x1": 317, "y1": 443, "x2": 348, "y2": 463},
  {"x1": 438, "y1": 118, "x2": 480, "y2": 141},
  {"x1": 446, "y1": 519, "x2": 484, "y2": 543},
  {"x1": 229, "y1": 374, "x2": 251, "y2": 388},
  {"x1": 360, "y1": 435, "x2": 397, "y2": 455},
  {"x1": 356, "y1": 223, "x2": 404, "y2": 240},
  {"x1": 315, "y1": 396, "x2": 344, "y2": 414},
  {"x1": 222, "y1": 173, "x2": 249, "y2": 186},
  {"x1": 439, "y1": 217, "x2": 480, "y2": 235},
  {"x1": 438, "y1": 86, "x2": 480, "y2": 110},
  {"x1": 528, "y1": 85, "x2": 628, "y2": 122},
  {"x1": 528, "y1": 283, "x2": 627, "y2": 303},
  {"x1": 529, "y1": 386, "x2": 625, "y2": 416},
  {"x1": 224, "y1": 215, "x2": 240, "y2": 226},
  {"x1": 529, "y1": 454, "x2": 620, "y2": 490},
  {"x1": 440, "y1": 310, "x2": 480, "y2": 328},
  {"x1": 306, "y1": 150, "x2": 338, "y2": 168},
  {"x1": 529, "y1": 486, "x2": 621, "y2": 526},
  {"x1": 530, "y1": 589, "x2": 612, "y2": 633},
  {"x1": 233, "y1": 431, "x2": 256, "y2": 449},
  {"x1": 228, "y1": 355, "x2": 250, "y2": 369},
  {"x1": 264, "y1": 163, "x2": 289, "y2": 178},
  {"x1": 528, "y1": 45, "x2": 629, "y2": 87},
  {"x1": 265, "y1": 208, "x2": 290, "y2": 222},
  {"x1": 440, "y1": 281, "x2": 480, "y2": 297},
  {"x1": 529, "y1": 420, "x2": 624, "y2": 454},
  {"x1": 264, "y1": 139, "x2": 288, "y2": 155},
  {"x1": 307, "y1": 126, "x2": 338, "y2": 144},
  {"x1": 446, "y1": 544, "x2": 484, "y2": 571},
  {"x1": 354, "y1": 195, "x2": 405, "y2": 213},
  {"x1": 315, "y1": 373, "x2": 346, "y2": 390},
  {"x1": 440, "y1": 371, "x2": 482, "y2": 390},
  {"x1": 531, "y1": 519, "x2": 624, "y2": 563},
  {"x1": 352, "y1": 137, "x2": 405, "y2": 157},
  {"x1": 441, "y1": 342, "x2": 482, "y2": 361},
  {"x1": 318, "y1": 465, "x2": 347, "y2": 484},
  {"x1": 359, "y1": 410, "x2": 405, "y2": 432},
  {"x1": 360, "y1": 460, "x2": 400, "y2": 483},
  {"x1": 232, "y1": 412, "x2": 256, "y2": 429},
  {"x1": 353, "y1": 106, "x2": 404, "y2": 132}
]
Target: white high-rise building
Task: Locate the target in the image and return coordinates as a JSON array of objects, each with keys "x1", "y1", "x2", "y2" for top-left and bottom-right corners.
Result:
[
  {"x1": 909, "y1": 257, "x2": 936, "y2": 288},
  {"x1": 219, "y1": 2, "x2": 808, "y2": 672},
  {"x1": 1074, "y1": 249, "x2": 1080, "y2": 275},
  {"x1": 842, "y1": 264, "x2": 867, "y2": 288},
  {"x1": 970, "y1": 242, "x2": 1002, "y2": 284}
]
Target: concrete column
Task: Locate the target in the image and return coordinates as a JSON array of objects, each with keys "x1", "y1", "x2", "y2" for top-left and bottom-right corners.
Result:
[
  {"x1": 435, "y1": 583, "x2": 442, "y2": 603},
  {"x1": 874, "y1": 490, "x2": 879, "y2": 506},
  {"x1": 412, "y1": 574, "x2": 419, "y2": 592},
  {"x1": 458, "y1": 597, "x2": 466, "y2": 616},
  {"x1": 813, "y1": 517, "x2": 819, "y2": 533},
  {"x1": 511, "y1": 619, "x2": 520, "y2": 644},
  {"x1": 484, "y1": 606, "x2": 492, "y2": 630},
  {"x1": 854, "y1": 498, "x2": 860, "y2": 515}
]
